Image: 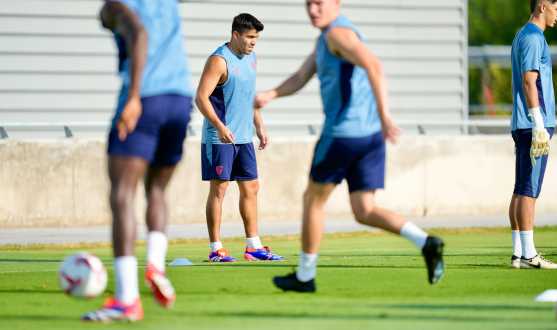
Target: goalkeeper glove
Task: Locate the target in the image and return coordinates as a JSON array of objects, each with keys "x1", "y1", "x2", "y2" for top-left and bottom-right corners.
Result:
[{"x1": 530, "y1": 127, "x2": 550, "y2": 166}]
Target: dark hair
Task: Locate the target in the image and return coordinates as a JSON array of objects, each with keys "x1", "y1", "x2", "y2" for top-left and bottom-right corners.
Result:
[
  {"x1": 231, "y1": 13, "x2": 264, "y2": 36},
  {"x1": 531, "y1": 0, "x2": 557, "y2": 13}
]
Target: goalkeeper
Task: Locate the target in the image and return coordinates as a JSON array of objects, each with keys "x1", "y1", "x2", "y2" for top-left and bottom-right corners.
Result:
[{"x1": 508, "y1": 0, "x2": 557, "y2": 270}]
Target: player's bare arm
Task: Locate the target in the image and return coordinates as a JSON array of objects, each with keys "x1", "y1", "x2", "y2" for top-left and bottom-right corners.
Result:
[
  {"x1": 522, "y1": 70, "x2": 540, "y2": 109},
  {"x1": 254, "y1": 108, "x2": 268, "y2": 150},
  {"x1": 195, "y1": 56, "x2": 236, "y2": 145},
  {"x1": 100, "y1": 2, "x2": 147, "y2": 141},
  {"x1": 326, "y1": 26, "x2": 402, "y2": 144},
  {"x1": 254, "y1": 48, "x2": 317, "y2": 108}
]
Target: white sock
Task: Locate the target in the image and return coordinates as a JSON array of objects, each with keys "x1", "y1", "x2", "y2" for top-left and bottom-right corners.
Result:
[
  {"x1": 114, "y1": 256, "x2": 140, "y2": 305},
  {"x1": 511, "y1": 230, "x2": 522, "y2": 257},
  {"x1": 400, "y1": 222, "x2": 428, "y2": 250},
  {"x1": 296, "y1": 251, "x2": 318, "y2": 282},
  {"x1": 147, "y1": 231, "x2": 168, "y2": 272},
  {"x1": 210, "y1": 241, "x2": 222, "y2": 252},
  {"x1": 520, "y1": 231, "x2": 537, "y2": 259},
  {"x1": 246, "y1": 236, "x2": 263, "y2": 249}
]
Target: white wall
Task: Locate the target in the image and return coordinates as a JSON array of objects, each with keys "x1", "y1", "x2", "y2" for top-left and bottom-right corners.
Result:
[
  {"x1": 0, "y1": 0, "x2": 467, "y2": 138},
  {"x1": 2, "y1": 135, "x2": 556, "y2": 229}
]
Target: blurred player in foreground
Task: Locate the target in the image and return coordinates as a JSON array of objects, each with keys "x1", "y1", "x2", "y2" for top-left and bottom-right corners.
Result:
[
  {"x1": 83, "y1": 0, "x2": 194, "y2": 322},
  {"x1": 508, "y1": 0, "x2": 557, "y2": 269},
  {"x1": 255, "y1": 0, "x2": 444, "y2": 292},
  {"x1": 195, "y1": 14, "x2": 283, "y2": 262}
]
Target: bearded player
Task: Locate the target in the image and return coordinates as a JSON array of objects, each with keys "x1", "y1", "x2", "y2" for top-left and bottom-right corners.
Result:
[
  {"x1": 255, "y1": 0, "x2": 444, "y2": 292},
  {"x1": 195, "y1": 14, "x2": 283, "y2": 262},
  {"x1": 508, "y1": 0, "x2": 557, "y2": 269},
  {"x1": 83, "y1": 0, "x2": 194, "y2": 321}
]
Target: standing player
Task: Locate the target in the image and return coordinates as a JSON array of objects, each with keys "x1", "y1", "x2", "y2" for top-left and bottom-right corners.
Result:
[
  {"x1": 508, "y1": 0, "x2": 557, "y2": 269},
  {"x1": 195, "y1": 14, "x2": 283, "y2": 262},
  {"x1": 82, "y1": 0, "x2": 194, "y2": 322},
  {"x1": 255, "y1": 0, "x2": 444, "y2": 292}
]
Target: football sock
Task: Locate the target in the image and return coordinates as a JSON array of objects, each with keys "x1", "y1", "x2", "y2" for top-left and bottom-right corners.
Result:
[
  {"x1": 520, "y1": 231, "x2": 537, "y2": 259},
  {"x1": 147, "y1": 231, "x2": 168, "y2": 272},
  {"x1": 246, "y1": 236, "x2": 263, "y2": 249},
  {"x1": 400, "y1": 222, "x2": 428, "y2": 250},
  {"x1": 210, "y1": 241, "x2": 222, "y2": 252},
  {"x1": 511, "y1": 230, "x2": 522, "y2": 257},
  {"x1": 114, "y1": 256, "x2": 140, "y2": 305},
  {"x1": 296, "y1": 251, "x2": 318, "y2": 282}
]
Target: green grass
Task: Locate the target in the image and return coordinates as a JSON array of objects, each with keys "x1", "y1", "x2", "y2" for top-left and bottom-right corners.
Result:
[{"x1": 1, "y1": 228, "x2": 556, "y2": 330}]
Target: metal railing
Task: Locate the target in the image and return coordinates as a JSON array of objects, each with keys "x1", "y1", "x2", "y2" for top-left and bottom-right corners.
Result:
[{"x1": 0, "y1": 119, "x2": 521, "y2": 139}]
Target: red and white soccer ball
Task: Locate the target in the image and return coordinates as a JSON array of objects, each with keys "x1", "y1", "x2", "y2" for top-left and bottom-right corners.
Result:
[{"x1": 58, "y1": 252, "x2": 108, "y2": 299}]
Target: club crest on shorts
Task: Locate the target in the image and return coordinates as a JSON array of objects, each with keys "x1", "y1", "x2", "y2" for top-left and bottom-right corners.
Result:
[
  {"x1": 216, "y1": 166, "x2": 223, "y2": 175},
  {"x1": 251, "y1": 62, "x2": 256, "y2": 70}
]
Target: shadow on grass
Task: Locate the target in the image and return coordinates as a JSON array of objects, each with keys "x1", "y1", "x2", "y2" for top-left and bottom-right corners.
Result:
[
  {"x1": 0, "y1": 259, "x2": 63, "y2": 263},
  {"x1": 0, "y1": 289, "x2": 60, "y2": 294},
  {"x1": 0, "y1": 315, "x2": 77, "y2": 321},
  {"x1": 164, "y1": 309, "x2": 537, "y2": 323},
  {"x1": 203, "y1": 263, "x2": 419, "y2": 270}
]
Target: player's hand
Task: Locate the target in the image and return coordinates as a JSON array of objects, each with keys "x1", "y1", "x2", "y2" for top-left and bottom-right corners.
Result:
[
  {"x1": 381, "y1": 115, "x2": 402, "y2": 145},
  {"x1": 254, "y1": 90, "x2": 276, "y2": 109},
  {"x1": 217, "y1": 126, "x2": 235, "y2": 145},
  {"x1": 116, "y1": 95, "x2": 142, "y2": 141},
  {"x1": 256, "y1": 127, "x2": 269, "y2": 150},
  {"x1": 530, "y1": 127, "x2": 550, "y2": 165}
]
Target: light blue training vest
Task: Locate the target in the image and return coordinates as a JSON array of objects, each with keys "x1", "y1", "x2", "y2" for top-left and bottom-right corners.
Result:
[
  {"x1": 202, "y1": 44, "x2": 257, "y2": 145},
  {"x1": 315, "y1": 14, "x2": 382, "y2": 138}
]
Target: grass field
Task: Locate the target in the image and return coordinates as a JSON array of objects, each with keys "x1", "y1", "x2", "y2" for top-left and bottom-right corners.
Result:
[{"x1": 1, "y1": 227, "x2": 556, "y2": 330}]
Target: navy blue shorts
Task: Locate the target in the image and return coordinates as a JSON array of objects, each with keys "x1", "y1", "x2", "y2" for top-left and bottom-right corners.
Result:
[
  {"x1": 201, "y1": 143, "x2": 258, "y2": 181},
  {"x1": 310, "y1": 132, "x2": 385, "y2": 193},
  {"x1": 512, "y1": 128, "x2": 554, "y2": 198},
  {"x1": 107, "y1": 95, "x2": 192, "y2": 166}
]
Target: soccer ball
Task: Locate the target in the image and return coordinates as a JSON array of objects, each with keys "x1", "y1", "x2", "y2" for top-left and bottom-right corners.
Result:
[{"x1": 58, "y1": 252, "x2": 107, "y2": 298}]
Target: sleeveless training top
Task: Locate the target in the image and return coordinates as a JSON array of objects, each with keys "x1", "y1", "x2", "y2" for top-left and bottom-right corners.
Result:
[
  {"x1": 105, "y1": 0, "x2": 194, "y2": 124},
  {"x1": 315, "y1": 14, "x2": 382, "y2": 138},
  {"x1": 202, "y1": 43, "x2": 257, "y2": 145}
]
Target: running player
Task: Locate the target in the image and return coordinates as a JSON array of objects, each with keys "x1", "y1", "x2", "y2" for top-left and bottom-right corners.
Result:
[
  {"x1": 195, "y1": 14, "x2": 283, "y2": 262},
  {"x1": 255, "y1": 0, "x2": 444, "y2": 292},
  {"x1": 508, "y1": 0, "x2": 557, "y2": 269},
  {"x1": 82, "y1": 0, "x2": 194, "y2": 322}
]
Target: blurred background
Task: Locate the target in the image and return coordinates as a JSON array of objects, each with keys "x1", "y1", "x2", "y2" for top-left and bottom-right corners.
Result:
[{"x1": 0, "y1": 0, "x2": 553, "y2": 139}]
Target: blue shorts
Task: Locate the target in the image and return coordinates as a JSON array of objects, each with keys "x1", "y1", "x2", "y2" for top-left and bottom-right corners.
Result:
[
  {"x1": 512, "y1": 128, "x2": 554, "y2": 198},
  {"x1": 107, "y1": 94, "x2": 192, "y2": 166},
  {"x1": 201, "y1": 143, "x2": 258, "y2": 181},
  {"x1": 310, "y1": 132, "x2": 385, "y2": 193}
]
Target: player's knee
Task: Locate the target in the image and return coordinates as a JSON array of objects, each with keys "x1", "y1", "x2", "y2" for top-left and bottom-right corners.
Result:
[
  {"x1": 303, "y1": 188, "x2": 327, "y2": 205},
  {"x1": 240, "y1": 181, "x2": 259, "y2": 197},
  {"x1": 210, "y1": 182, "x2": 229, "y2": 199},
  {"x1": 110, "y1": 187, "x2": 134, "y2": 210},
  {"x1": 353, "y1": 207, "x2": 375, "y2": 224}
]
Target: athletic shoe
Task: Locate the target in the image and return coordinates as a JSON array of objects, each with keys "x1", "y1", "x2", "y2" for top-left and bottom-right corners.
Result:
[
  {"x1": 144, "y1": 262, "x2": 176, "y2": 308},
  {"x1": 82, "y1": 297, "x2": 143, "y2": 323},
  {"x1": 422, "y1": 236, "x2": 445, "y2": 285},
  {"x1": 520, "y1": 254, "x2": 557, "y2": 269},
  {"x1": 208, "y1": 248, "x2": 235, "y2": 262},
  {"x1": 273, "y1": 272, "x2": 316, "y2": 292},
  {"x1": 244, "y1": 246, "x2": 285, "y2": 261},
  {"x1": 510, "y1": 255, "x2": 521, "y2": 268}
]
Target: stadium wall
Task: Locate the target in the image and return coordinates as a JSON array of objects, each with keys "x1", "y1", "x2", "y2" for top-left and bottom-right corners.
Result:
[
  {"x1": 0, "y1": 0, "x2": 467, "y2": 138},
  {"x1": 2, "y1": 136, "x2": 557, "y2": 228}
]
